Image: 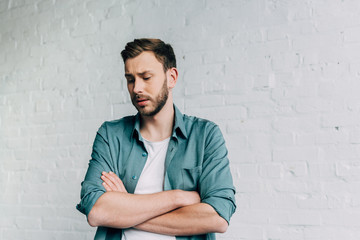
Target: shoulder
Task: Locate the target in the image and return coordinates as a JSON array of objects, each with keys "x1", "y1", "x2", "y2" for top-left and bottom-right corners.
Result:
[
  {"x1": 102, "y1": 115, "x2": 135, "y2": 128},
  {"x1": 97, "y1": 115, "x2": 136, "y2": 136},
  {"x1": 182, "y1": 113, "x2": 221, "y2": 136}
]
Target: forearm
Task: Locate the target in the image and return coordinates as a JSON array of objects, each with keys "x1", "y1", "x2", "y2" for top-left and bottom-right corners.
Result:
[
  {"x1": 88, "y1": 190, "x2": 187, "y2": 228},
  {"x1": 134, "y1": 203, "x2": 228, "y2": 236}
]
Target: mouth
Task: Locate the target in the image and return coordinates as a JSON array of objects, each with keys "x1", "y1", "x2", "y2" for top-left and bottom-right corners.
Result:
[{"x1": 136, "y1": 98, "x2": 149, "y2": 107}]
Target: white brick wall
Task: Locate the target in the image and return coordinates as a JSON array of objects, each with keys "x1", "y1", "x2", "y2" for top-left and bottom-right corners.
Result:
[{"x1": 1, "y1": 0, "x2": 360, "y2": 239}]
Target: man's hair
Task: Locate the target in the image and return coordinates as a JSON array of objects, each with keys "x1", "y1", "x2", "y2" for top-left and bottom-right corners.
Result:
[{"x1": 121, "y1": 38, "x2": 177, "y2": 72}]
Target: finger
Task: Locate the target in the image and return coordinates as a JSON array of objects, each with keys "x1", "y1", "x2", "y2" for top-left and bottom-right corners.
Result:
[
  {"x1": 102, "y1": 171, "x2": 128, "y2": 193},
  {"x1": 103, "y1": 171, "x2": 118, "y2": 184},
  {"x1": 103, "y1": 172, "x2": 121, "y2": 190},
  {"x1": 101, "y1": 174, "x2": 117, "y2": 190},
  {"x1": 109, "y1": 171, "x2": 127, "y2": 192},
  {"x1": 102, "y1": 182, "x2": 112, "y2": 192},
  {"x1": 102, "y1": 172, "x2": 116, "y2": 184},
  {"x1": 107, "y1": 171, "x2": 125, "y2": 192}
]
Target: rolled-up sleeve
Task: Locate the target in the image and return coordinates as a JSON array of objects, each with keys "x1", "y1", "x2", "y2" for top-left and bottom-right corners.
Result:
[
  {"x1": 76, "y1": 123, "x2": 114, "y2": 217},
  {"x1": 200, "y1": 124, "x2": 236, "y2": 224}
]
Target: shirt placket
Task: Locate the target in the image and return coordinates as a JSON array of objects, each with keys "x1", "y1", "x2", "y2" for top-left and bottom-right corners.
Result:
[
  {"x1": 163, "y1": 137, "x2": 178, "y2": 191},
  {"x1": 124, "y1": 138, "x2": 148, "y2": 194}
]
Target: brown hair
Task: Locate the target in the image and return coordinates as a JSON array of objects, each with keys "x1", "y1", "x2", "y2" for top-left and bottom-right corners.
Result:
[{"x1": 121, "y1": 38, "x2": 177, "y2": 72}]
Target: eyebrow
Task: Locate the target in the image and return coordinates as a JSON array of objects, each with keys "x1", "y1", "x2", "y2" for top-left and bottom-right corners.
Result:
[{"x1": 125, "y1": 70, "x2": 153, "y2": 77}]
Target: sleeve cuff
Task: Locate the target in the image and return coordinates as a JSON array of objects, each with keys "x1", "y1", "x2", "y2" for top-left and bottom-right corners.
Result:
[
  {"x1": 202, "y1": 194, "x2": 236, "y2": 224},
  {"x1": 76, "y1": 190, "x2": 105, "y2": 217}
]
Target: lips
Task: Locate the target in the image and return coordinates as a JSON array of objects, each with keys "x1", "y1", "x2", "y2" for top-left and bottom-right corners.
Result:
[{"x1": 136, "y1": 98, "x2": 149, "y2": 107}]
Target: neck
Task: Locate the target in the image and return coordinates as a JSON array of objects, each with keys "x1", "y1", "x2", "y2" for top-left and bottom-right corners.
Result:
[{"x1": 140, "y1": 97, "x2": 174, "y2": 142}]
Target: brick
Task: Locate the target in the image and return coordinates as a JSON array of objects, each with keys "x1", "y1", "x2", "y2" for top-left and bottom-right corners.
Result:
[
  {"x1": 265, "y1": 225, "x2": 304, "y2": 240},
  {"x1": 2, "y1": 229, "x2": 26, "y2": 240},
  {"x1": 246, "y1": 101, "x2": 277, "y2": 118},
  {"x1": 227, "y1": 118, "x2": 271, "y2": 134},
  {"x1": 284, "y1": 162, "x2": 308, "y2": 177},
  {"x1": 273, "y1": 180, "x2": 308, "y2": 193},
  {"x1": 100, "y1": 15, "x2": 132, "y2": 38},
  {"x1": 225, "y1": 92, "x2": 270, "y2": 104},
  {"x1": 0, "y1": 193, "x2": 19, "y2": 204},
  {"x1": 297, "y1": 194, "x2": 329, "y2": 209},
  {"x1": 271, "y1": 52, "x2": 301, "y2": 71},
  {"x1": 71, "y1": 14, "x2": 99, "y2": 37},
  {"x1": 349, "y1": 130, "x2": 360, "y2": 144},
  {"x1": 273, "y1": 147, "x2": 318, "y2": 162},
  {"x1": 235, "y1": 179, "x2": 263, "y2": 193},
  {"x1": 249, "y1": 194, "x2": 275, "y2": 209},
  {"x1": 112, "y1": 103, "x2": 136, "y2": 119},
  {"x1": 344, "y1": 26, "x2": 360, "y2": 43},
  {"x1": 268, "y1": 209, "x2": 291, "y2": 225},
  {"x1": 29, "y1": 112, "x2": 53, "y2": 125},
  {"x1": 185, "y1": 105, "x2": 247, "y2": 122},
  {"x1": 20, "y1": 192, "x2": 48, "y2": 205},
  {"x1": 287, "y1": 210, "x2": 322, "y2": 225},
  {"x1": 184, "y1": 81, "x2": 203, "y2": 96},
  {"x1": 30, "y1": 135, "x2": 57, "y2": 148},
  {"x1": 316, "y1": 129, "x2": 349, "y2": 145},
  {"x1": 322, "y1": 210, "x2": 360, "y2": 227},
  {"x1": 183, "y1": 63, "x2": 224, "y2": 84},
  {"x1": 304, "y1": 226, "x2": 359, "y2": 240},
  {"x1": 221, "y1": 225, "x2": 264, "y2": 239},
  {"x1": 73, "y1": 219, "x2": 93, "y2": 231},
  {"x1": 57, "y1": 133, "x2": 89, "y2": 146},
  {"x1": 35, "y1": 99, "x2": 50, "y2": 112},
  {"x1": 274, "y1": 193, "x2": 298, "y2": 209},
  {"x1": 319, "y1": 145, "x2": 360, "y2": 162},
  {"x1": 0, "y1": 1, "x2": 8, "y2": 13},
  {"x1": 185, "y1": 95, "x2": 224, "y2": 108},
  {"x1": 260, "y1": 163, "x2": 283, "y2": 178},
  {"x1": 272, "y1": 115, "x2": 320, "y2": 133},
  {"x1": 321, "y1": 113, "x2": 359, "y2": 128},
  {"x1": 273, "y1": 133, "x2": 295, "y2": 146},
  {"x1": 15, "y1": 217, "x2": 41, "y2": 229},
  {"x1": 336, "y1": 161, "x2": 360, "y2": 178},
  {"x1": 44, "y1": 122, "x2": 75, "y2": 135},
  {"x1": 236, "y1": 164, "x2": 259, "y2": 179},
  {"x1": 19, "y1": 205, "x2": 56, "y2": 218}
]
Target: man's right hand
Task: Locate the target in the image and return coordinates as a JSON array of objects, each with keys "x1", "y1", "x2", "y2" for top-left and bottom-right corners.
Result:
[
  {"x1": 101, "y1": 171, "x2": 200, "y2": 207},
  {"x1": 88, "y1": 171, "x2": 201, "y2": 228}
]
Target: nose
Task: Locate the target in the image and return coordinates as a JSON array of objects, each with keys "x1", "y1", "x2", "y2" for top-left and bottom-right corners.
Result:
[{"x1": 133, "y1": 78, "x2": 144, "y2": 94}]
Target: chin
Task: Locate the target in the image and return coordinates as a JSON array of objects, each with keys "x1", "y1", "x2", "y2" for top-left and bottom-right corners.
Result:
[{"x1": 137, "y1": 107, "x2": 155, "y2": 116}]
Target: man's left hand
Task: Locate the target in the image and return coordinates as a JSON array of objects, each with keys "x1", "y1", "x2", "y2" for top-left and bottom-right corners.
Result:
[{"x1": 101, "y1": 171, "x2": 128, "y2": 193}]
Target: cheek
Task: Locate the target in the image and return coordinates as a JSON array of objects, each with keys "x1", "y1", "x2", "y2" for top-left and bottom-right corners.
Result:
[
  {"x1": 127, "y1": 85, "x2": 134, "y2": 97},
  {"x1": 127, "y1": 83, "x2": 133, "y2": 92}
]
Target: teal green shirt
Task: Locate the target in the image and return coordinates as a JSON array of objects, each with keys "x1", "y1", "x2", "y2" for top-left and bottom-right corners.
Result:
[{"x1": 77, "y1": 105, "x2": 236, "y2": 240}]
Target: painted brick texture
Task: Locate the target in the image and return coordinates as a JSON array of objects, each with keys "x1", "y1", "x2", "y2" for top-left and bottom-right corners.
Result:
[{"x1": 1, "y1": 0, "x2": 360, "y2": 239}]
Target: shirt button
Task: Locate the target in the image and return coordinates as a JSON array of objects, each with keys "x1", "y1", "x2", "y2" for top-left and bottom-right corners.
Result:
[
  {"x1": 142, "y1": 152, "x2": 147, "y2": 157},
  {"x1": 132, "y1": 175, "x2": 137, "y2": 180}
]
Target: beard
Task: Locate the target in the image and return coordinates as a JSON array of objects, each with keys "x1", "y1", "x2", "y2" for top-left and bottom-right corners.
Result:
[{"x1": 132, "y1": 77, "x2": 169, "y2": 117}]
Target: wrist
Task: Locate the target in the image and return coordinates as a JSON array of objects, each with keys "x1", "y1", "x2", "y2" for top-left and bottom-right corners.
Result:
[
  {"x1": 171, "y1": 189, "x2": 200, "y2": 208},
  {"x1": 172, "y1": 189, "x2": 184, "y2": 208}
]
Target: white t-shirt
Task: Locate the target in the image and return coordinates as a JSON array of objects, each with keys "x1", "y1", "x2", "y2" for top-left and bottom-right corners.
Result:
[{"x1": 122, "y1": 137, "x2": 176, "y2": 240}]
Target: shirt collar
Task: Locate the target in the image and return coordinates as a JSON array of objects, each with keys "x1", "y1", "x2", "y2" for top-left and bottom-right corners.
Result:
[
  {"x1": 131, "y1": 104, "x2": 188, "y2": 141},
  {"x1": 173, "y1": 104, "x2": 187, "y2": 139}
]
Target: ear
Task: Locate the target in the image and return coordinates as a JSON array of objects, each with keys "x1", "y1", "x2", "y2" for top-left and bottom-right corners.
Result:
[{"x1": 167, "y1": 67, "x2": 178, "y2": 89}]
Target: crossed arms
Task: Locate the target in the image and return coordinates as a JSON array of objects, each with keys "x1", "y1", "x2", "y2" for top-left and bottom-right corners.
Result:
[
  {"x1": 87, "y1": 171, "x2": 228, "y2": 236},
  {"x1": 77, "y1": 122, "x2": 236, "y2": 237}
]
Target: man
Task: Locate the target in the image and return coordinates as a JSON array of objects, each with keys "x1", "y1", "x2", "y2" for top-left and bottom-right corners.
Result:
[{"x1": 77, "y1": 38, "x2": 236, "y2": 240}]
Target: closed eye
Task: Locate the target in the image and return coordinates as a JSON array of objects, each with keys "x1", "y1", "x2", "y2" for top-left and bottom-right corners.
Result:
[{"x1": 126, "y1": 78, "x2": 135, "y2": 83}]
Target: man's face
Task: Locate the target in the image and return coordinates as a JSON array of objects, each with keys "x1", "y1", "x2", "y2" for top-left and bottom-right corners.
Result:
[{"x1": 125, "y1": 51, "x2": 170, "y2": 117}]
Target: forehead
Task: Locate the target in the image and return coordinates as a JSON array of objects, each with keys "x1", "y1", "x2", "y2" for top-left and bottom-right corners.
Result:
[{"x1": 124, "y1": 51, "x2": 163, "y2": 74}]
